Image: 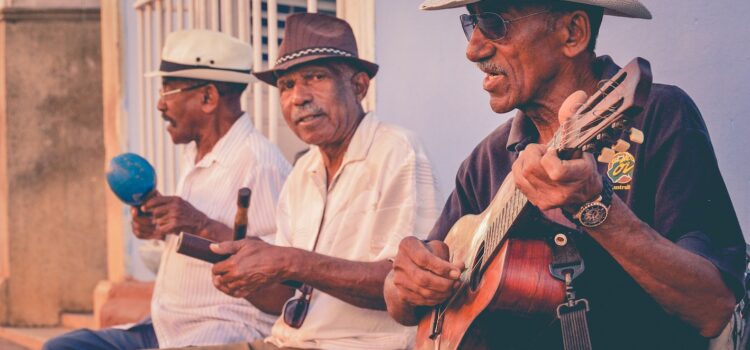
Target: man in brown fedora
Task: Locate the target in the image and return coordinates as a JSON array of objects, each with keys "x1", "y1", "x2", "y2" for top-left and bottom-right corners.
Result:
[
  {"x1": 383, "y1": 0, "x2": 746, "y2": 349},
  {"x1": 208, "y1": 13, "x2": 442, "y2": 350}
]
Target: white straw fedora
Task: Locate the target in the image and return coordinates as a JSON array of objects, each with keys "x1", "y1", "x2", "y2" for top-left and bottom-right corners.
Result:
[
  {"x1": 146, "y1": 29, "x2": 254, "y2": 83},
  {"x1": 419, "y1": 0, "x2": 652, "y2": 19}
]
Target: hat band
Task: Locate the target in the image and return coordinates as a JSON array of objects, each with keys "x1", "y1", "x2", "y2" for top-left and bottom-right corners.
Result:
[
  {"x1": 275, "y1": 47, "x2": 354, "y2": 66},
  {"x1": 159, "y1": 60, "x2": 251, "y2": 74}
]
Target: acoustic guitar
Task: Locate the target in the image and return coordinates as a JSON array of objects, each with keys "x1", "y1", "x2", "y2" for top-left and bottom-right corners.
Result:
[{"x1": 415, "y1": 57, "x2": 653, "y2": 350}]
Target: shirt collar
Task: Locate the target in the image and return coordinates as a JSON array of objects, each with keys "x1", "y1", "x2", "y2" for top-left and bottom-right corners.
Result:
[
  {"x1": 305, "y1": 112, "x2": 379, "y2": 184},
  {"x1": 184, "y1": 112, "x2": 255, "y2": 168},
  {"x1": 505, "y1": 55, "x2": 622, "y2": 153},
  {"x1": 339, "y1": 112, "x2": 379, "y2": 167},
  {"x1": 505, "y1": 111, "x2": 539, "y2": 153}
]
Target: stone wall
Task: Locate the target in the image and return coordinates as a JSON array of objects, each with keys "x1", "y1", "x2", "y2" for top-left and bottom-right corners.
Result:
[{"x1": 0, "y1": 7, "x2": 106, "y2": 326}]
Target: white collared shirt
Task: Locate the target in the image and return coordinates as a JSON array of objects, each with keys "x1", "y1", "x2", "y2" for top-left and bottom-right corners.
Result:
[
  {"x1": 266, "y1": 113, "x2": 442, "y2": 350},
  {"x1": 151, "y1": 113, "x2": 291, "y2": 347}
]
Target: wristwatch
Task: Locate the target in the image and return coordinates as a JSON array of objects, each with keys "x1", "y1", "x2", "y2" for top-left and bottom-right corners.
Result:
[{"x1": 569, "y1": 175, "x2": 614, "y2": 228}]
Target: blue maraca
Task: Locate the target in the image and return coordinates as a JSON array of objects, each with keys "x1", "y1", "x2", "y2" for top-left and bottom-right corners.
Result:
[{"x1": 106, "y1": 153, "x2": 156, "y2": 214}]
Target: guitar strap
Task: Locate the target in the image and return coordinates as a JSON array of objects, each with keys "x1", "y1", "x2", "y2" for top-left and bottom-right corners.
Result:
[{"x1": 549, "y1": 232, "x2": 592, "y2": 350}]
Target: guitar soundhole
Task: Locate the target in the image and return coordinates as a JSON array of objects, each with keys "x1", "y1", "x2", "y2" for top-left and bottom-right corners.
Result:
[{"x1": 469, "y1": 241, "x2": 485, "y2": 292}]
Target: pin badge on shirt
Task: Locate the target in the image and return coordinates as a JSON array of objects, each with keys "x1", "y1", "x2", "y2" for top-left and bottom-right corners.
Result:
[{"x1": 607, "y1": 152, "x2": 636, "y2": 191}]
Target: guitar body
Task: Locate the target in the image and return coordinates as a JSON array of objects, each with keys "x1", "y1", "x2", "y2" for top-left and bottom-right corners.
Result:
[
  {"x1": 416, "y1": 233, "x2": 565, "y2": 350},
  {"x1": 415, "y1": 178, "x2": 566, "y2": 350}
]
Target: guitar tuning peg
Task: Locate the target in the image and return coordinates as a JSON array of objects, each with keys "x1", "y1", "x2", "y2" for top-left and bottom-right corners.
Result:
[
  {"x1": 597, "y1": 147, "x2": 615, "y2": 164},
  {"x1": 613, "y1": 139, "x2": 630, "y2": 152},
  {"x1": 629, "y1": 128, "x2": 644, "y2": 144}
]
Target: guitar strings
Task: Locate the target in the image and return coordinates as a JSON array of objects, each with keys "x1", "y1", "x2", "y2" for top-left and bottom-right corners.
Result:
[
  {"x1": 561, "y1": 104, "x2": 622, "y2": 144},
  {"x1": 560, "y1": 75, "x2": 628, "y2": 140},
  {"x1": 439, "y1": 189, "x2": 528, "y2": 315},
  {"x1": 558, "y1": 77, "x2": 617, "y2": 129},
  {"x1": 560, "y1": 102, "x2": 622, "y2": 143}
]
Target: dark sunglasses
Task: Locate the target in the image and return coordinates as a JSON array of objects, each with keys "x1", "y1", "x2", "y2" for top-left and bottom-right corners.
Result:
[
  {"x1": 459, "y1": 9, "x2": 549, "y2": 41},
  {"x1": 283, "y1": 284, "x2": 313, "y2": 329}
]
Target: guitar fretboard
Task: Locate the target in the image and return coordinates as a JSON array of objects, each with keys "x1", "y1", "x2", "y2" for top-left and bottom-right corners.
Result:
[{"x1": 480, "y1": 131, "x2": 564, "y2": 269}]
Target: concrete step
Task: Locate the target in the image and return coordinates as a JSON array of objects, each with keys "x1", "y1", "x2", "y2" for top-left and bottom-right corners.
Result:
[
  {"x1": 60, "y1": 312, "x2": 95, "y2": 330},
  {"x1": 0, "y1": 327, "x2": 70, "y2": 350},
  {"x1": 0, "y1": 337, "x2": 30, "y2": 350}
]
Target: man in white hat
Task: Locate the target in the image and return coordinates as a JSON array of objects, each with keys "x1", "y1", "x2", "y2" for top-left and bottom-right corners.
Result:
[
  {"x1": 44, "y1": 29, "x2": 291, "y2": 349},
  {"x1": 384, "y1": 1, "x2": 746, "y2": 349}
]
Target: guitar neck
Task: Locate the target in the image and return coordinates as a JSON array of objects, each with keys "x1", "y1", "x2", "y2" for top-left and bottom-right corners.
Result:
[
  {"x1": 481, "y1": 183, "x2": 528, "y2": 268},
  {"x1": 480, "y1": 132, "x2": 564, "y2": 269}
]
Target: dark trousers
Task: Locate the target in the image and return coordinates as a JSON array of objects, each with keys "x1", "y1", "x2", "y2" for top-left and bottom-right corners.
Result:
[{"x1": 42, "y1": 321, "x2": 158, "y2": 350}]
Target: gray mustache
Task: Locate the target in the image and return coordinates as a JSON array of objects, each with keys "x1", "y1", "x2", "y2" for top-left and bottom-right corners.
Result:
[
  {"x1": 476, "y1": 60, "x2": 505, "y2": 75},
  {"x1": 291, "y1": 103, "x2": 324, "y2": 121}
]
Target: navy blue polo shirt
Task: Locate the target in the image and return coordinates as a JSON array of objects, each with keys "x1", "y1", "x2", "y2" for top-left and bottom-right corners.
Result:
[{"x1": 427, "y1": 56, "x2": 746, "y2": 349}]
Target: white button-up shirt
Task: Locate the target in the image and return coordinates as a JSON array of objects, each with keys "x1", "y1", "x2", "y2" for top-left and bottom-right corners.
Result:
[
  {"x1": 151, "y1": 113, "x2": 291, "y2": 347},
  {"x1": 266, "y1": 113, "x2": 442, "y2": 350}
]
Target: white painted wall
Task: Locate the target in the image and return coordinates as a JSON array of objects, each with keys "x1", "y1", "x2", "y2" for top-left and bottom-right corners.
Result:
[{"x1": 374, "y1": 0, "x2": 750, "y2": 238}]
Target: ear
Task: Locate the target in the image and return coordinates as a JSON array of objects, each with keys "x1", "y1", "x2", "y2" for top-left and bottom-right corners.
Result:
[
  {"x1": 558, "y1": 10, "x2": 591, "y2": 58},
  {"x1": 350, "y1": 71, "x2": 370, "y2": 102},
  {"x1": 200, "y1": 84, "x2": 221, "y2": 113}
]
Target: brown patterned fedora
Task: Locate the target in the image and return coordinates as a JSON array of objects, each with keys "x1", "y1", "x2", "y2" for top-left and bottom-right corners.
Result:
[{"x1": 253, "y1": 13, "x2": 378, "y2": 86}]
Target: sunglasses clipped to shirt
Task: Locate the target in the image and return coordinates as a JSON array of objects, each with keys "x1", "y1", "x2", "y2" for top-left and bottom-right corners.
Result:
[
  {"x1": 459, "y1": 9, "x2": 549, "y2": 41},
  {"x1": 283, "y1": 284, "x2": 313, "y2": 329}
]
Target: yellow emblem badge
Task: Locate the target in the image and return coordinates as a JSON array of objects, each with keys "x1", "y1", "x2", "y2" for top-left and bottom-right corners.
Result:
[{"x1": 607, "y1": 152, "x2": 635, "y2": 190}]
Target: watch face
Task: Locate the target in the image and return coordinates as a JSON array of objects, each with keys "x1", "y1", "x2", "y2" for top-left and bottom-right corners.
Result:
[{"x1": 579, "y1": 203, "x2": 609, "y2": 228}]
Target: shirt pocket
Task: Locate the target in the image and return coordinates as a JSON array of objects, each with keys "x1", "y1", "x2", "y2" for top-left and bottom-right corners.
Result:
[{"x1": 320, "y1": 190, "x2": 380, "y2": 260}]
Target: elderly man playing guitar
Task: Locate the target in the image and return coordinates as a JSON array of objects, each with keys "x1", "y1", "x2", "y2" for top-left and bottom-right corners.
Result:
[{"x1": 384, "y1": 0, "x2": 746, "y2": 349}]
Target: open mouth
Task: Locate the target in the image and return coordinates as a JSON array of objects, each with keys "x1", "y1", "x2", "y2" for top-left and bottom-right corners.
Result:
[
  {"x1": 478, "y1": 62, "x2": 507, "y2": 92},
  {"x1": 162, "y1": 115, "x2": 176, "y2": 127},
  {"x1": 483, "y1": 72, "x2": 506, "y2": 91}
]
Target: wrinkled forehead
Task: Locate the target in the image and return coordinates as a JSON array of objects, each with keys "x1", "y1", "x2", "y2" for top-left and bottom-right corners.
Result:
[
  {"x1": 276, "y1": 58, "x2": 356, "y2": 82},
  {"x1": 282, "y1": 61, "x2": 337, "y2": 77}
]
